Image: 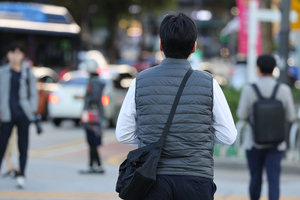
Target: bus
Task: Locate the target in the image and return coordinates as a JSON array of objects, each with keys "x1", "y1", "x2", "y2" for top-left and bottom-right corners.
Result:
[{"x1": 0, "y1": 2, "x2": 81, "y2": 71}]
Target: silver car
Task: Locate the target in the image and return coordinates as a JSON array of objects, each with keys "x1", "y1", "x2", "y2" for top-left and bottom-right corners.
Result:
[{"x1": 48, "y1": 65, "x2": 137, "y2": 127}]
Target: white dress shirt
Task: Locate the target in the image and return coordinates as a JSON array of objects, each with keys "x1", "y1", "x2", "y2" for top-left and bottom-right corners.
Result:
[{"x1": 116, "y1": 78, "x2": 237, "y2": 146}]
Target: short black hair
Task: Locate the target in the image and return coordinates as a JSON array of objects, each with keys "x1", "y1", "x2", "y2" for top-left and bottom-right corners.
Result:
[
  {"x1": 159, "y1": 12, "x2": 197, "y2": 59},
  {"x1": 256, "y1": 54, "x2": 276, "y2": 74},
  {"x1": 7, "y1": 43, "x2": 24, "y2": 54}
]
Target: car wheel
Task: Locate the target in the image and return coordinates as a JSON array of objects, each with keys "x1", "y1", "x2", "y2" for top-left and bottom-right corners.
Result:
[{"x1": 53, "y1": 119, "x2": 62, "y2": 127}]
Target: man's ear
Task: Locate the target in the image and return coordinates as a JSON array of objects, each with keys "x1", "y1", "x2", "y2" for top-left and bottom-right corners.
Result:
[
  {"x1": 159, "y1": 39, "x2": 163, "y2": 52},
  {"x1": 256, "y1": 66, "x2": 262, "y2": 77},
  {"x1": 191, "y1": 42, "x2": 197, "y2": 54}
]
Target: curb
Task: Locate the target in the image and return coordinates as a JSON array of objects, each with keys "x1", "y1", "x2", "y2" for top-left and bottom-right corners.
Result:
[{"x1": 214, "y1": 157, "x2": 300, "y2": 174}]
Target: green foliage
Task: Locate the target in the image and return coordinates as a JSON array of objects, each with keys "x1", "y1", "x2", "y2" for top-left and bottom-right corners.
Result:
[
  {"x1": 220, "y1": 34, "x2": 229, "y2": 43},
  {"x1": 221, "y1": 86, "x2": 241, "y2": 123},
  {"x1": 51, "y1": 0, "x2": 176, "y2": 27},
  {"x1": 292, "y1": 87, "x2": 300, "y2": 104},
  {"x1": 214, "y1": 0, "x2": 236, "y2": 9},
  {"x1": 221, "y1": 86, "x2": 300, "y2": 124}
]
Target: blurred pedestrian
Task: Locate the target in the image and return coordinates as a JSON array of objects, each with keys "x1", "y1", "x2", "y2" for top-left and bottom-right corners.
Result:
[
  {"x1": 116, "y1": 12, "x2": 237, "y2": 200},
  {"x1": 237, "y1": 54, "x2": 296, "y2": 200},
  {"x1": 76, "y1": 59, "x2": 105, "y2": 174},
  {"x1": 3, "y1": 126, "x2": 18, "y2": 178},
  {"x1": 0, "y1": 43, "x2": 38, "y2": 188}
]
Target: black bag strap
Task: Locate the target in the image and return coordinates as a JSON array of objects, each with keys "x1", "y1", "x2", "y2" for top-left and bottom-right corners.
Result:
[
  {"x1": 161, "y1": 68, "x2": 194, "y2": 142},
  {"x1": 270, "y1": 83, "x2": 280, "y2": 100},
  {"x1": 26, "y1": 68, "x2": 30, "y2": 99},
  {"x1": 251, "y1": 84, "x2": 264, "y2": 100},
  {"x1": 252, "y1": 83, "x2": 280, "y2": 100}
]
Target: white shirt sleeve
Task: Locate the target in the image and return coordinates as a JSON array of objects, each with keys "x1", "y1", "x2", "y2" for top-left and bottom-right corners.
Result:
[
  {"x1": 115, "y1": 78, "x2": 139, "y2": 146},
  {"x1": 116, "y1": 78, "x2": 237, "y2": 146},
  {"x1": 213, "y1": 79, "x2": 237, "y2": 145}
]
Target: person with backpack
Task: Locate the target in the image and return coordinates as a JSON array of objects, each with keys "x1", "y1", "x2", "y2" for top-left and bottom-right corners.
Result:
[
  {"x1": 116, "y1": 12, "x2": 237, "y2": 200},
  {"x1": 0, "y1": 43, "x2": 38, "y2": 188},
  {"x1": 237, "y1": 54, "x2": 296, "y2": 200}
]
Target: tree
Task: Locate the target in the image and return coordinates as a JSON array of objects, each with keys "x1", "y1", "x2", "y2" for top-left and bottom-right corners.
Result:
[
  {"x1": 51, "y1": 0, "x2": 176, "y2": 63},
  {"x1": 261, "y1": 0, "x2": 273, "y2": 54}
]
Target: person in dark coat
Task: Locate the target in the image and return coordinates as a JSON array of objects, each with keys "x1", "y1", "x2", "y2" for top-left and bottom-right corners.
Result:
[
  {"x1": 0, "y1": 43, "x2": 38, "y2": 188},
  {"x1": 76, "y1": 59, "x2": 105, "y2": 174}
]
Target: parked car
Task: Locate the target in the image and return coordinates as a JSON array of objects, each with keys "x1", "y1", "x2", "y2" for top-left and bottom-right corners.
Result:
[
  {"x1": 32, "y1": 67, "x2": 59, "y2": 120},
  {"x1": 48, "y1": 65, "x2": 137, "y2": 127}
]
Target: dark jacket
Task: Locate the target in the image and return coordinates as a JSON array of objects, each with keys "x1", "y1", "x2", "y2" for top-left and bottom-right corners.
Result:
[{"x1": 84, "y1": 76, "x2": 105, "y2": 121}]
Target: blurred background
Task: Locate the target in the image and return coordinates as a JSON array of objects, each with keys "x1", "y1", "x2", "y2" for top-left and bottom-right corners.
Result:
[{"x1": 0, "y1": 0, "x2": 300, "y2": 199}]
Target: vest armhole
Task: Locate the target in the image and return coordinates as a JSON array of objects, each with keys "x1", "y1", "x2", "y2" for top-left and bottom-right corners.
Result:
[
  {"x1": 135, "y1": 76, "x2": 138, "y2": 112},
  {"x1": 211, "y1": 75, "x2": 214, "y2": 112}
]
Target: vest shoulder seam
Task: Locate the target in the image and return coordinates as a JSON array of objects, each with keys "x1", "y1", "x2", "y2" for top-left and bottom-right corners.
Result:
[
  {"x1": 137, "y1": 113, "x2": 211, "y2": 116},
  {"x1": 138, "y1": 122, "x2": 212, "y2": 125},
  {"x1": 137, "y1": 94, "x2": 213, "y2": 98},
  {"x1": 137, "y1": 85, "x2": 212, "y2": 90},
  {"x1": 137, "y1": 103, "x2": 212, "y2": 107}
]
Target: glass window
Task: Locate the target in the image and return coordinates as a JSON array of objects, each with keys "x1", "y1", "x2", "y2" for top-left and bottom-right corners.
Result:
[{"x1": 62, "y1": 77, "x2": 89, "y2": 86}]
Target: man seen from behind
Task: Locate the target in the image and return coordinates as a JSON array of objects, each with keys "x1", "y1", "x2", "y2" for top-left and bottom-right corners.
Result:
[
  {"x1": 237, "y1": 54, "x2": 296, "y2": 200},
  {"x1": 116, "y1": 12, "x2": 237, "y2": 200}
]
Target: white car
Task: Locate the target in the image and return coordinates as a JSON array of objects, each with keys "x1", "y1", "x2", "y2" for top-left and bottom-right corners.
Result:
[{"x1": 48, "y1": 65, "x2": 137, "y2": 127}]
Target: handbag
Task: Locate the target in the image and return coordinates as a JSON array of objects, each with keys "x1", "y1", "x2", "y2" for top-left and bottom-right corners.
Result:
[
  {"x1": 115, "y1": 68, "x2": 194, "y2": 200},
  {"x1": 81, "y1": 102, "x2": 101, "y2": 124}
]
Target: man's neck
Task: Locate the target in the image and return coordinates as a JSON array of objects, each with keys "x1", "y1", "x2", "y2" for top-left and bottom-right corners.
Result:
[
  {"x1": 10, "y1": 63, "x2": 22, "y2": 72},
  {"x1": 260, "y1": 74, "x2": 273, "y2": 78}
]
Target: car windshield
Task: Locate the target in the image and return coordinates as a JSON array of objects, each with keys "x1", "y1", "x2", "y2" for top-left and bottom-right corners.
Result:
[{"x1": 62, "y1": 77, "x2": 89, "y2": 86}]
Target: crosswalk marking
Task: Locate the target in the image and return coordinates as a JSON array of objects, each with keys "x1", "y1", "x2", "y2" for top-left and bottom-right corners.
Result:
[{"x1": 29, "y1": 133, "x2": 117, "y2": 157}]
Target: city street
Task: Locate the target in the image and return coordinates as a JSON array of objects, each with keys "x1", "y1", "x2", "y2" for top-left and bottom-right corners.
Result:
[{"x1": 0, "y1": 121, "x2": 300, "y2": 200}]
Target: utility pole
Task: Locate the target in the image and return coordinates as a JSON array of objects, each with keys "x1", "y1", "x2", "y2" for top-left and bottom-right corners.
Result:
[
  {"x1": 247, "y1": 1, "x2": 259, "y2": 83},
  {"x1": 261, "y1": 0, "x2": 273, "y2": 54},
  {"x1": 279, "y1": 0, "x2": 291, "y2": 85},
  {"x1": 247, "y1": 0, "x2": 297, "y2": 83}
]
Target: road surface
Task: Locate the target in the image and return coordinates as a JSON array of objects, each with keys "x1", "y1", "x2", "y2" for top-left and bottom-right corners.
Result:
[{"x1": 0, "y1": 121, "x2": 299, "y2": 200}]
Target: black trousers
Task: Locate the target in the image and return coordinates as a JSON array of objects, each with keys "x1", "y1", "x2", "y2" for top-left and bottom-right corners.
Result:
[
  {"x1": 142, "y1": 175, "x2": 217, "y2": 200},
  {"x1": 89, "y1": 145, "x2": 101, "y2": 167},
  {"x1": 0, "y1": 116, "x2": 30, "y2": 176},
  {"x1": 85, "y1": 128, "x2": 101, "y2": 167},
  {"x1": 246, "y1": 147, "x2": 283, "y2": 200}
]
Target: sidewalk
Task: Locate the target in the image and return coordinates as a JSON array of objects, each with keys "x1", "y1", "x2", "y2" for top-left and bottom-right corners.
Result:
[{"x1": 214, "y1": 157, "x2": 300, "y2": 174}]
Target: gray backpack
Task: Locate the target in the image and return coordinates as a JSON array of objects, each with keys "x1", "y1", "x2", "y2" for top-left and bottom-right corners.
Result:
[{"x1": 251, "y1": 83, "x2": 285, "y2": 145}]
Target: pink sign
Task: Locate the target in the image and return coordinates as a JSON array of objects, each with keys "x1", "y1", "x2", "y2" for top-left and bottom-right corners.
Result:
[{"x1": 237, "y1": 0, "x2": 262, "y2": 55}]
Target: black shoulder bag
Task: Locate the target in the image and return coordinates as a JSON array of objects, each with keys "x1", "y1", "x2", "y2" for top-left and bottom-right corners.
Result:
[{"x1": 116, "y1": 68, "x2": 194, "y2": 200}]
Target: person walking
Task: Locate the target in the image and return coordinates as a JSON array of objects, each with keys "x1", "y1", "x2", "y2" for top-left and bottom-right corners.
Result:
[
  {"x1": 77, "y1": 59, "x2": 105, "y2": 174},
  {"x1": 0, "y1": 43, "x2": 38, "y2": 188},
  {"x1": 116, "y1": 12, "x2": 237, "y2": 200},
  {"x1": 237, "y1": 54, "x2": 296, "y2": 200}
]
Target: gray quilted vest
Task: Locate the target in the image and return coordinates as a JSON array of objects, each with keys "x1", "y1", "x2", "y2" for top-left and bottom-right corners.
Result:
[{"x1": 135, "y1": 58, "x2": 215, "y2": 180}]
